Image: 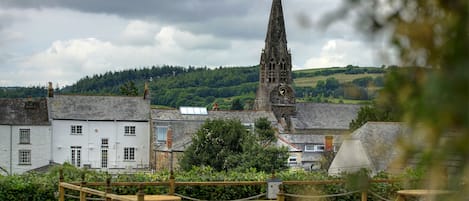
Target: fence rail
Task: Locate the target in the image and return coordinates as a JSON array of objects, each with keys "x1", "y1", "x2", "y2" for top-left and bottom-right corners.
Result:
[{"x1": 58, "y1": 169, "x2": 399, "y2": 201}]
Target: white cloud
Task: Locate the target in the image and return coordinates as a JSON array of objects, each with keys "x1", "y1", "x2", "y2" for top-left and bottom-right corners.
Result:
[
  {"x1": 303, "y1": 39, "x2": 374, "y2": 68},
  {"x1": 119, "y1": 20, "x2": 159, "y2": 46}
]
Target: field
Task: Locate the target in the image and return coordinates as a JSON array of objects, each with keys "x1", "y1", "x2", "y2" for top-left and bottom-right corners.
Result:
[{"x1": 293, "y1": 73, "x2": 383, "y2": 88}]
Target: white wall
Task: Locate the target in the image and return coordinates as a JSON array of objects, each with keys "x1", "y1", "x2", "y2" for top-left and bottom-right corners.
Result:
[
  {"x1": 52, "y1": 120, "x2": 150, "y2": 170},
  {"x1": 0, "y1": 125, "x2": 51, "y2": 175}
]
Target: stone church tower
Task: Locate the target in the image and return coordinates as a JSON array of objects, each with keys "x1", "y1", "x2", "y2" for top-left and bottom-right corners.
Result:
[{"x1": 255, "y1": 0, "x2": 296, "y2": 125}]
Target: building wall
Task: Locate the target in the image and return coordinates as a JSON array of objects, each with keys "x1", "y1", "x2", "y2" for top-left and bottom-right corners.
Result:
[
  {"x1": 52, "y1": 120, "x2": 149, "y2": 170},
  {"x1": 0, "y1": 125, "x2": 51, "y2": 174},
  {"x1": 0, "y1": 126, "x2": 12, "y2": 175}
]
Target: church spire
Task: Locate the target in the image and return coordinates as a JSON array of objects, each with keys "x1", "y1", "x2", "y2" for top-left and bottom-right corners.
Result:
[
  {"x1": 255, "y1": 0, "x2": 295, "y2": 124},
  {"x1": 265, "y1": 0, "x2": 287, "y2": 48}
]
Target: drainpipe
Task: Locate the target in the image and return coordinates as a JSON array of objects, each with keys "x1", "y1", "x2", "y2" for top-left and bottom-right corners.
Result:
[{"x1": 9, "y1": 125, "x2": 13, "y2": 175}]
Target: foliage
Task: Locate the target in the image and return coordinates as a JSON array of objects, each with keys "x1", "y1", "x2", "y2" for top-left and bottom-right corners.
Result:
[
  {"x1": 179, "y1": 119, "x2": 249, "y2": 171},
  {"x1": 119, "y1": 81, "x2": 139, "y2": 96},
  {"x1": 334, "y1": 0, "x2": 469, "y2": 198},
  {"x1": 0, "y1": 86, "x2": 47, "y2": 98},
  {"x1": 180, "y1": 118, "x2": 288, "y2": 173},
  {"x1": 230, "y1": 98, "x2": 244, "y2": 110},
  {"x1": 254, "y1": 117, "x2": 276, "y2": 147}
]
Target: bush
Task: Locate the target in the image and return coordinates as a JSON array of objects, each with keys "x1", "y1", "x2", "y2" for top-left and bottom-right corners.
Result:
[{"x1": 0, "y1": 164, "x2": 410, "y2": 201}]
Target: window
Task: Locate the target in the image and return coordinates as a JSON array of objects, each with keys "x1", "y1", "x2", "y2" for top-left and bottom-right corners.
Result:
[
  {"x1": 124, "y1": 126, "x2": 136, "y2": 135},
  {"x1": 101, "y1": 149, "x2": 108, "y2": 168},
  {"x1": 71, "y1": 146, "x2": 82, "y2": 167},
  {"x1": 124, "y1": 147, "x2": 135, "y2": 161},
  {"x1": 18, "y1": 150, "x2": 31, "y2": 165},
  {"x1": 304, "y1": 144, "x2": 325, "y2": 152},
  {"x1": 71, "y1": 125, "x2": 83, "y2": 135},
  {"x1": 288, "y1": 156, "x2": 297, "y2": 164},
  {"x1": 19, "y1": 129, "x2": 30, "y2": 144},
  {"x1": 101, "y1": 138, "x2": 109, "y2": 148},
  {"x1": 156, "y1": 127, "x2": 167, "y2": 142}
]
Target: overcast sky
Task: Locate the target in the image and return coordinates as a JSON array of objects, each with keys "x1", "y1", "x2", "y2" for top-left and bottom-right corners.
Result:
[{"x1": 0, "y1": 0, "x2": 395, "y2": 87}]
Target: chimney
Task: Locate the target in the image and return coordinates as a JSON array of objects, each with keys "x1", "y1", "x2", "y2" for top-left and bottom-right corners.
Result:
[
  {"x1": 166, "y1": 126, "x2": 173, "y2": 149},
  {"x1": 143, "y1": 82, "x2": 150, "y2": 100},
  {"x1": 48, "y1": 82, "x2": 54, "y2": 97},
  {"x1": 212, "y1": 102, "x2": 219, "y2": 111}
]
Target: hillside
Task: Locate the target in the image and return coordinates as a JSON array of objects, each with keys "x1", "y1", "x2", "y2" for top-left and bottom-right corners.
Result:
[{"x1": 0, "y1": 65, "x2": 386, "y2": 109}]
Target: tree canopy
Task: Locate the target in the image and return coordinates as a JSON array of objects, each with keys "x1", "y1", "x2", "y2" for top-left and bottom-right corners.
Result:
[{"x1": 180, "y1": 118, "x2": 288, "y2": 172}]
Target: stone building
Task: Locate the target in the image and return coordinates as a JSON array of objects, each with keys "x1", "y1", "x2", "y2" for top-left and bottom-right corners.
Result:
[{"x1": 151, "y1": 107, "x2": 277, "y2": 170}]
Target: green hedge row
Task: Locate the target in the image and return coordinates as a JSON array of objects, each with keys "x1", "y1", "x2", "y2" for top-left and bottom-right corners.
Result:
[{"x1": 0, "y1": 165, "x2": 418, "y2": 201}]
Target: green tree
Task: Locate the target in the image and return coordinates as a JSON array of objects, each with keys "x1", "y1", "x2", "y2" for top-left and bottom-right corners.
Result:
[
  {"x1": 180, "y1": 118, "x2": 288, "y2": 172},
  {"x1": 119, "y1": 81, "x2": 138, "y2": 96},
  {"x1": 180, "y1": 119, "x2": 248, "y2": 171},
  {"x1": 230, "y1": 98, "x2": 244, "y2": 110},
  {"x1": 254, "y1": 117, "x2": 276, "y2": 147}
]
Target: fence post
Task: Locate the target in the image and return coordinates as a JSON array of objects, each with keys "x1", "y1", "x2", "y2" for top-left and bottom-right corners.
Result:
[
  {"x1": 277, "y1": 184, "x2": 285, "y2": 201},
  {"x1": 169, "y1": 170, "x2": 175, "y2": 195},
  {"x1": 105, "y1": 176, "x2": 112, "y2": 201},
  {"x1": 137, "y1": 184, "x2": 145, "y2": 201},
  {"x1": 58, "y1": 168, "x2": 65, "y2": 201},
  {"x1": 80, "y1": 171, "x2": 86, "y2": 201},
  {"x1": 361, "y1": 191, "x2": 367, "y2": 201}
]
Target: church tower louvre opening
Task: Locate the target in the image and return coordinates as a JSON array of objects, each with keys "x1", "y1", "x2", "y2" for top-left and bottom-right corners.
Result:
[{"x1": 255, "y1": 0, "x2": 296, "y2": 127}]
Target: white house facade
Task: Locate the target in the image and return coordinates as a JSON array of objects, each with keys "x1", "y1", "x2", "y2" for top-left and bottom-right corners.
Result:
[
  {"x1": 48, "y1": 94, "x2": 151, "y2": 171},
  {"x1": 0, "y1": 98, "x2": 52, "y2": 175}
]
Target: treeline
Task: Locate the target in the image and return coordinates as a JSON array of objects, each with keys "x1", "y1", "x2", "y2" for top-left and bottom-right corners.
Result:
[
  {"x1": 1, "y1": 65, "x2": 388, "y2": 108},
  {"x1": 151, "y1": 66, "x2": 258, "y2": 108},
  {"x1": 0, "y1": 86, "x2": 47, "y2": 98}
]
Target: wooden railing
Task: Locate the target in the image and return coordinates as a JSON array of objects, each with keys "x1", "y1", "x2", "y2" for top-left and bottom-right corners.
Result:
[{"x1": 58, "y1": 169, "x2": 399, "y2": 201}]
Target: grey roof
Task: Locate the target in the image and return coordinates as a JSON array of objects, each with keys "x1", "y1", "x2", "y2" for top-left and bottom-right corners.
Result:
[
  {"x1": 279, "y1": 133, "x2": 343, "y2": 144},
  {"x1": 328, "y1": 122, "x2": 407, "y2": 175},
  {"x1": 152, "y1": 109, "x2": 277, "y2": 124},
  {"x1": 0, "y1": 98, "x2": 49, "y2": 125},
  {"x1": 48, "y1": 95, "x2": 150, "y2": 121},
  {"x1": 291, "y1": 103, "x2": 360, "y2": 130},
  {"x1": 349, "y1": 122, "x2": 407, "y2": 172}
]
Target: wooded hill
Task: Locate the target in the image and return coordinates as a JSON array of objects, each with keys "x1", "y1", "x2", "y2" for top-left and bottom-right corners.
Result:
[{"x1": 0, "y1": 65, "x2": 386, "y2": 109}]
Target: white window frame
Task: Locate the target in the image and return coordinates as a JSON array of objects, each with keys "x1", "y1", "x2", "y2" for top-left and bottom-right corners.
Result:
[
  {"x1": 19, "y1": 129, "x2": 31, "y2": 144},
  {"x1": 71, "y1": 146, "x2": 82, "y2": 167},
  {"x1": 71, "y1": 125, "x2": 83, "y2": 135},
  {"x1": 18, "y1": 150, "x2": 31, "y2": 165},
  {"x1": 156, "y1": 126, "x2": 168, "y2": 143},
  {"x1": 124, "y1": 126, "x2": 136, "y2": 136},
  {"x1": 124, "y1": 147, "x2": 135, "y2": 161},
  {"x1": 101, "y1": 149, "x2": 108, "y2": 168},
  {"x1": 101, "y1": 138, "x2": 109, "y2": 148},
  {"x1": 304, "y1": 144, "x2": 325, "y2": 152},
  {"x1": 288, "y1": 156, "x2": 297, "y2": 164}
]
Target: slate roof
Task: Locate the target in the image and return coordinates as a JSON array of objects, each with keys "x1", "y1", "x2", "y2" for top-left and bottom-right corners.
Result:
[
  {"x1": 48, "y1": 95, "x2": 150, "y2": 121},
  {"x1": 291, "y1": 103, "x2": 360, "y2": 130},
  {"x1": 0, "y1": 98, "x2": 49, "y2": 125},
  {"x1": 328, "y1": 122, "x2": 407, "y2": 175},
  {"x1": 349, "y1": 122, "x2": 406, "y2": 172},
  {"x1": 152, "y1": 109, "x2": 277, "y2": 124}
]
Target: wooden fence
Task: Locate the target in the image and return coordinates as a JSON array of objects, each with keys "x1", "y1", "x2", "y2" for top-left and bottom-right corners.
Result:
[{"x1": 58, "y1": 169, "x2": 399, "y2": 201}]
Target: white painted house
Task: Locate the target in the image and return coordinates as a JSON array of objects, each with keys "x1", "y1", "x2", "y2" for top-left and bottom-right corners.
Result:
[
  {"x1": 0, "y1": 98, "x2": 52, "y2": 175},
  {"x1": 48, "y1": 94, "x2": 151, "y2": 171}
]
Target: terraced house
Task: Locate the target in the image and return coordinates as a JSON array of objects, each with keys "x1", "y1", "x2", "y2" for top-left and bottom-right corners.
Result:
[
  {"x1": 47, "y1": 88, "x2": 151, "y2": 171},
  {"x1": 0, "y1": 98, "x2": 51, "y2": 175}
]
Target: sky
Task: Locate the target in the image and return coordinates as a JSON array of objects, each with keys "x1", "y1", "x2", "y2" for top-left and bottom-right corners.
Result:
[{"x1": 0, "y1": 0, "x2": 395, "y2": 87}]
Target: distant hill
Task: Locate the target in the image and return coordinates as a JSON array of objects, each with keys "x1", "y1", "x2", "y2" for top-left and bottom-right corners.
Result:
[{"x1": 0, "y1": 65, "x2": 386, "y2": 109}]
